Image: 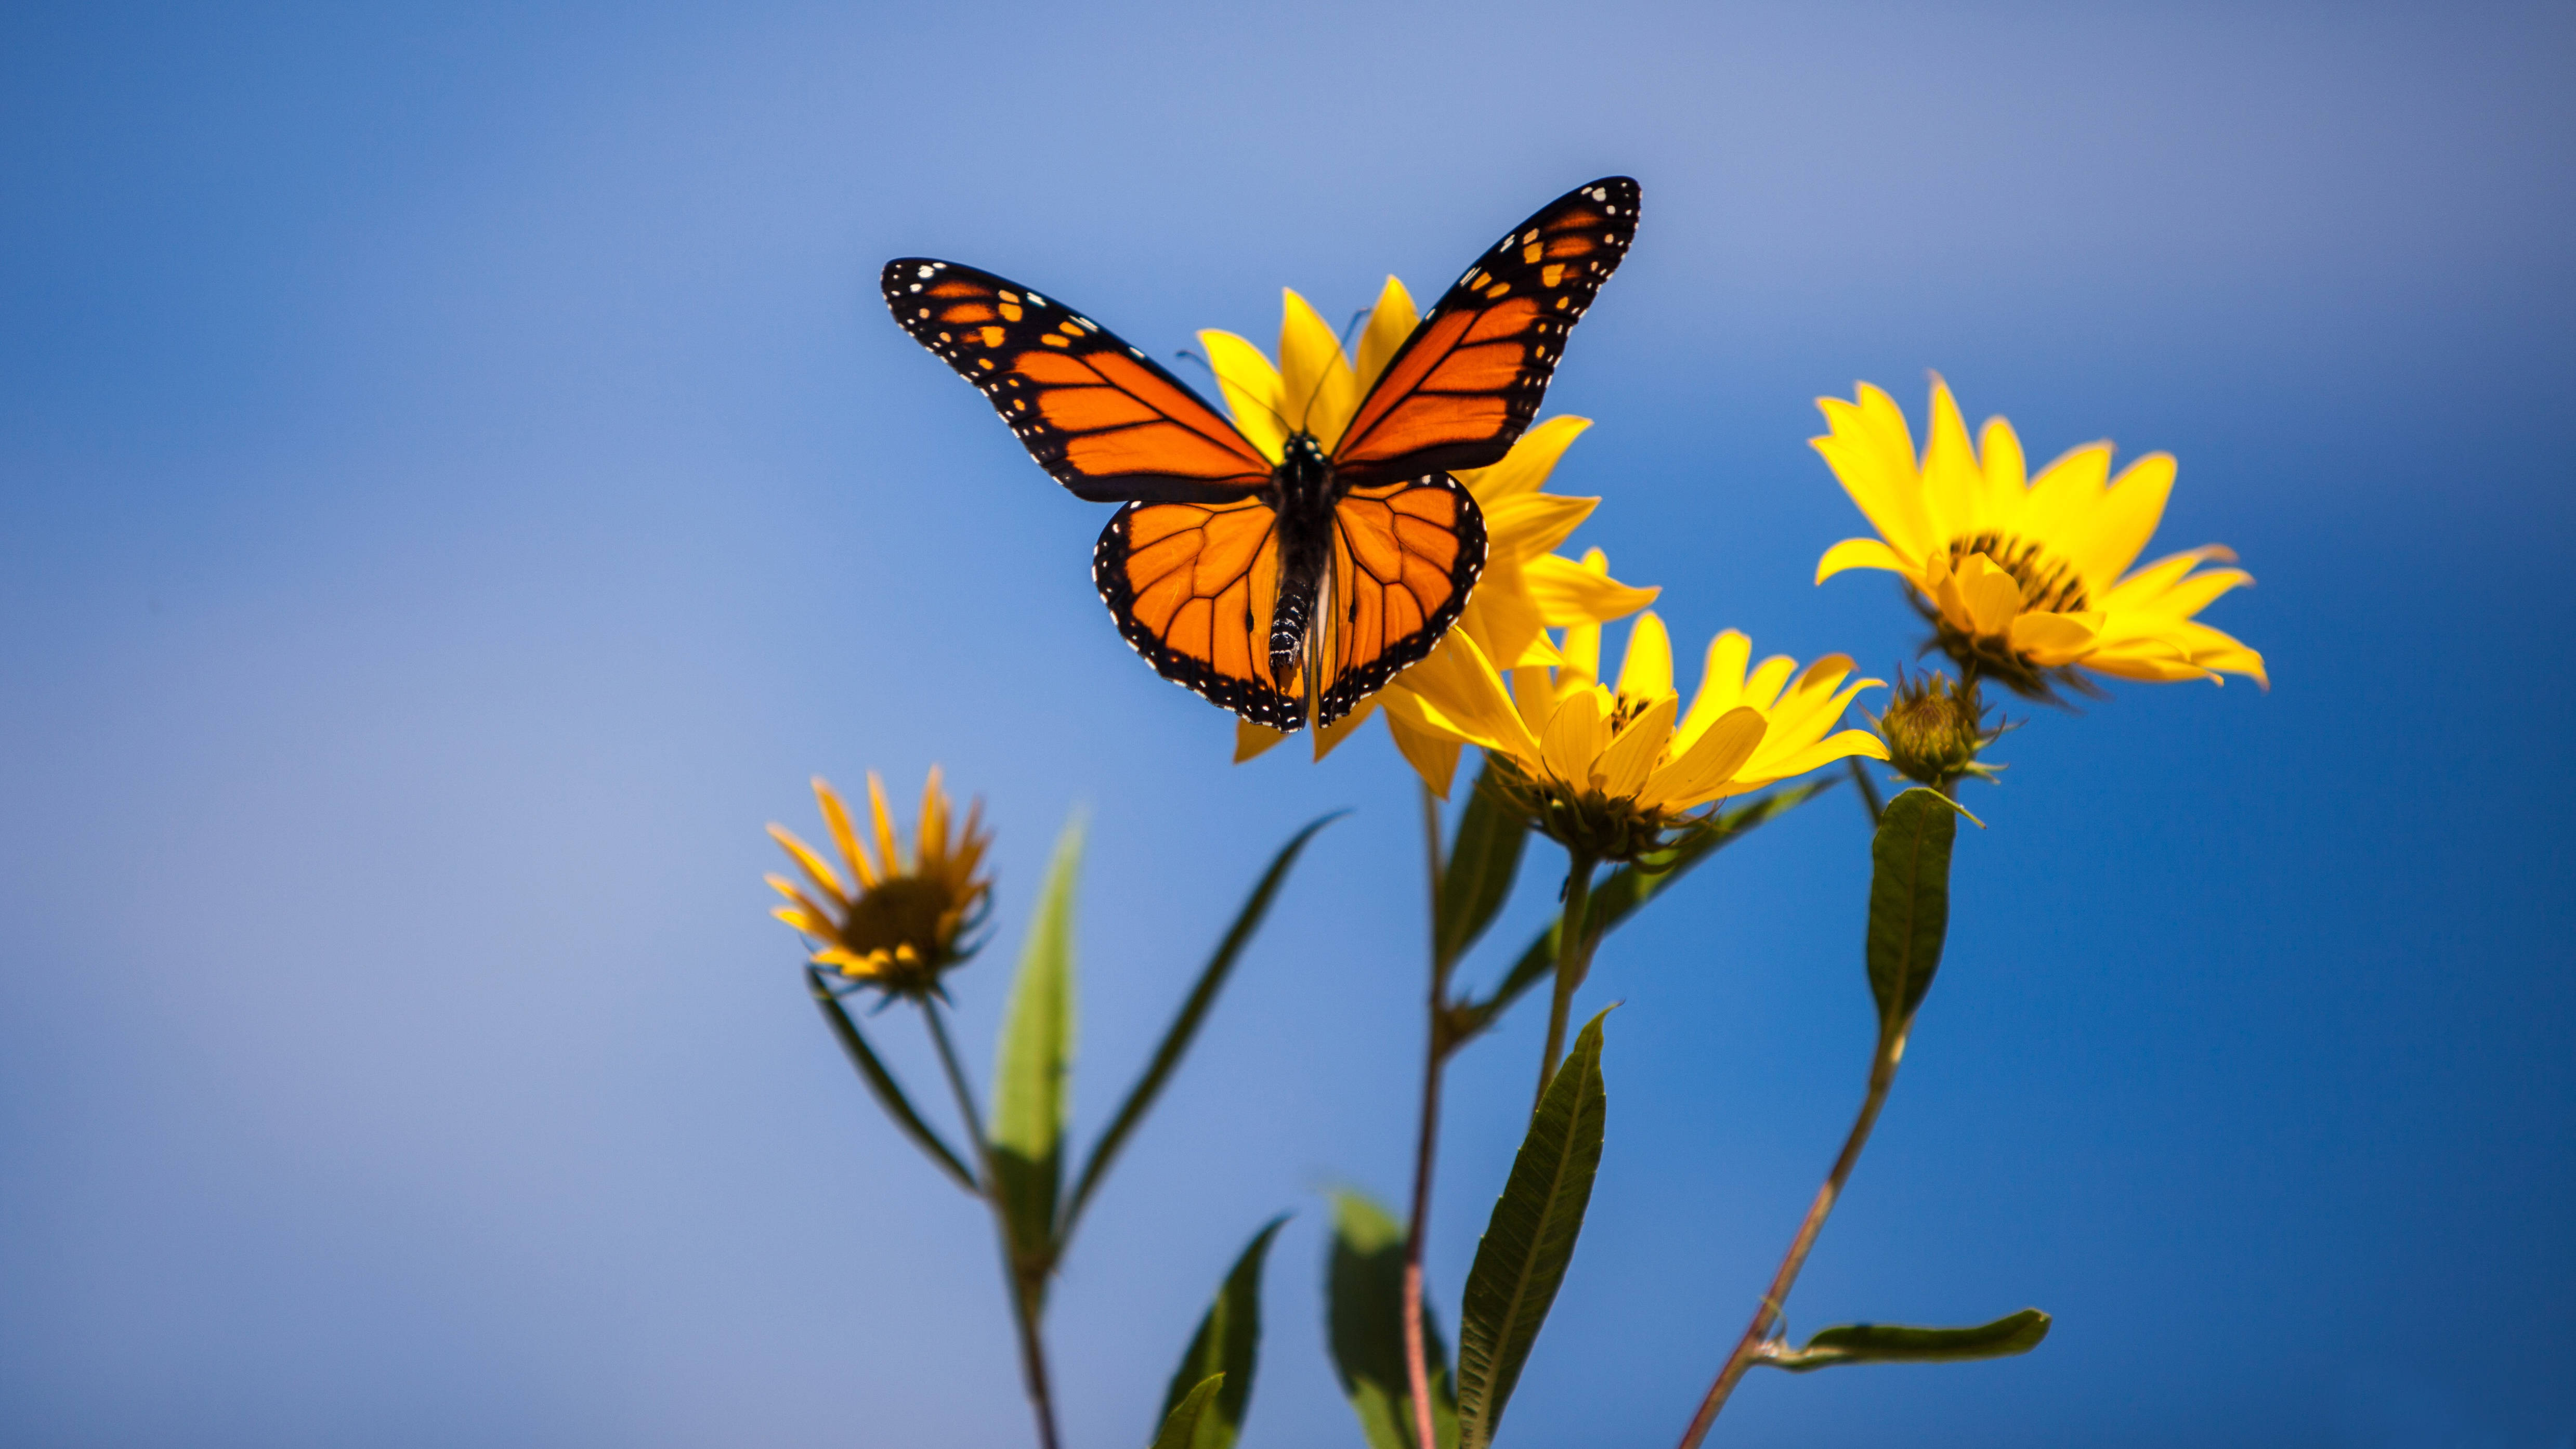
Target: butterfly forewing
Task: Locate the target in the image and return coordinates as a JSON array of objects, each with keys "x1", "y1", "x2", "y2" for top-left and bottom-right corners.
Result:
[
  {"x1": 882, "y1": 259, "x2": 1272, "y2": 503},
  {"x1": 1332, "y1": 177, "x2": 1639, "y2": 485}
]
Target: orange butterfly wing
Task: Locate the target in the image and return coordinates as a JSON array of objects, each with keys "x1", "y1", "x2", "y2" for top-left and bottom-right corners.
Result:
[
  {"x1": 1092, "y1": 477, "x2": 1488, "y2": 729},
  {"x1": 882, "y1": 259, "x2": 1273, "y2": 503},
  {"x1": 1092, "y1": 498, "x2": 1301, "y2": 727},
  {"x1": 1318, "y1": 475, "x2": 1488, "y2": 723},
  {"x1": 1332, "y1": 178, "x2": 1639, "y2": 486}
]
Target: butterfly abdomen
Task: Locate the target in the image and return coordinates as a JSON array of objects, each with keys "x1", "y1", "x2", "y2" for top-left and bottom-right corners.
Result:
[{"x1": 1266, "y1": 436, "x2": 1338, "y2": 698}]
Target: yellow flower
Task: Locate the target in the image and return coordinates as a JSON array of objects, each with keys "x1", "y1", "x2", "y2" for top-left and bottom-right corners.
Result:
[
  {"x1": 1213, "y1": 278, "x2": 1656, "y2": 791},
  {"x1": 1813, "y1": 378, "x2": 2266, "y2": 696},
  {"x1": 1394, "y1": 563, "x2": 1888, "y2": 858},
  {"x1": 766, "y1": 769, "x2": 992, "y2": 994}
]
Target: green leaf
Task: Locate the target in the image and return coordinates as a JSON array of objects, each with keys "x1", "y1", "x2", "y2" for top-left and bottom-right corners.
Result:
[
  {"x1": 804, "y1": 967, "x2": 978, "y2": 1194},
  {"x1": 1455, "y1": 1009, "x2": 1611, "y2": 1449},
  {"x1": 1065, "y1": 814, "x2": 1339, "y2": 1237},
  {"x1": 1865, "y1": 787, "x2": 1958, "y2": 1028},
  {"x1": 1758, "y1": 1309, "x2": 2051, "y2": 1372},
  {"x1": 1434, "y1": 764, "x2": 1528, "y2": 972},
  {"x1": 991, "y1": 816, "x2": 1082, "y2": 1282},
  {"x1": 1467, "y1": 780, "x2": 1833, "y2": 1035},
  {"x1": 1155, "y1": 1216, "x2": 1287, "y2": 1449},
  {"x1": 1149, "y1": 1374, "x2": 1226, "y2": 1449},
  {"x1": 1325, "y1": 1191, "x2": 1458, "y2": 1449}
]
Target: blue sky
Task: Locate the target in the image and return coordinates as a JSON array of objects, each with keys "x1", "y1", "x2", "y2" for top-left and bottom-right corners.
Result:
[{"x1": 2, "y1": 3, "x2": 2570, "y2": 1445}]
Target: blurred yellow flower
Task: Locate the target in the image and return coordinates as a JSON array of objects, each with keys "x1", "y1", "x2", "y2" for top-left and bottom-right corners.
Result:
[
  {"x1": 1813, "y1": 378, "x2": 2266, "y2": 696},
  {"x1": 1214, "y1": 277, "x2": 1655, "y2": 791},
  {"x1": 1395, "y1": 559, "x2": 1887, "y2": 858},
  {"x1": 766, "y1": 770, "x2": 991, "y2": 994}
]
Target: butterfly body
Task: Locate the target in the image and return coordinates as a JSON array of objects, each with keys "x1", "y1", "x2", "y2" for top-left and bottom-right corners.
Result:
[{"x1": 883, "y1": 177, "x2": 1639, "y2": 731}]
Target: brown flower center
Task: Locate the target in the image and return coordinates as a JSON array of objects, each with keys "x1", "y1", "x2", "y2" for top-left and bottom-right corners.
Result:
[
  {"x1": 839, "y1": 874, "x2": 961, "y2": 965},
  {"x1": 1948, "y1": 531, "x2": 2089, "y2": 614}
]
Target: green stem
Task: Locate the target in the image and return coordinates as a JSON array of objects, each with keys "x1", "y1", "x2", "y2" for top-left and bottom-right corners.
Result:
[
  {"x1": 1535, "y1": 850, "x2": 1599, "y2": 1113},
  {"x1": 1402, "y1": 781, "x2": 1449, "y2": 1449},
  {"x1": 923, "y1": 1001, "x2": 1063, "y2": 1449},
  {"x1": 1675, "y1": 1022, "x2": 1911, "y2": 1448}
]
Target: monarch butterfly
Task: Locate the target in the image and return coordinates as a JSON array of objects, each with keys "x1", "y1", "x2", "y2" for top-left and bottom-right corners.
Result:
[{"x1": 882, "y1": 177, "x2": 1639, "y2": 730}]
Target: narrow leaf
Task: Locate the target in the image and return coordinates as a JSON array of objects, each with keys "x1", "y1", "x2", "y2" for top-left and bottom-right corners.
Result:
[
  {"x1": 1150, "y1": 1374, "x2": 1226, "y2": 1449},
  {"x1": 1066, "y1": 814, "x2": 1339, "y2": 1234},
  {"x1": 805, "y1": 967, "x2": 977, "y2": 1194},
  {"x1": 1865, "y1": 787, "x2": 1957, "y2": 1028},
  {"x1": 1325, "y1": 1191, "x2": 1458, "y2": 1449},
  {"x1": 1455, "y1": 1009, "x2": 1611, "y2": 1449},
  {"x1": 991, "y1": 816, "x2": 1082, "y2": 1278},
  {"x1": 1760, "y1": 1308, "x2": 2050, "y2": 1372},
  {"x1": 1468, "y1": 780, "x2": 1833, "y2": 1034},
  {"x1": 1434, "y1": 764, "x2": 1528, "y2": 971},
  {"x1": 1155, "y1": 1216, "x2": 1288, "y2": 1449}
]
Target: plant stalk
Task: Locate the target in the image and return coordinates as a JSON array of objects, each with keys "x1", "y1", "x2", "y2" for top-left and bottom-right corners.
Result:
[
  {"x1": 1675, "y1": 1022, "x2": 1911, "y2": 1448},
  {"x1": 1402, "y1": 782, "x2": 1448, "y2": 1449},
  {"x1": 923, "y1": 1000, "x2": 1064, "y2": 1449},
  {"x1": 1535, "y1": 850, "x2": 1600, "y2": 1112}
]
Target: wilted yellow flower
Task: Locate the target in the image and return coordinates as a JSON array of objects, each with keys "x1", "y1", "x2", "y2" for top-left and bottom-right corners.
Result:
[
  {"x1": 1813, "y1": 378, "x2": 2267, "y2": 697},
  {"x1": 1394, "y1": 562, "x2": 1887, "y2": 858},
  {"x1": 1215, "y1": 278, "x2": 1656, "y2": 790},
  {"x1": 766, "y1": 770, "x2": 991, "y2": 995}
]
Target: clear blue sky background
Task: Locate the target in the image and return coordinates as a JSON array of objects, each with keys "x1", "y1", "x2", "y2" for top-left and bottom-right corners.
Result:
[{"x1": 3, "y1": 3, "x2": 2569, "y2": 1446}]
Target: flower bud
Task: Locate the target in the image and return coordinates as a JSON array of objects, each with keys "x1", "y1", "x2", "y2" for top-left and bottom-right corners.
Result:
[{"x1": 1877, "y1": 671, "x2": 1993, "y2": 790}]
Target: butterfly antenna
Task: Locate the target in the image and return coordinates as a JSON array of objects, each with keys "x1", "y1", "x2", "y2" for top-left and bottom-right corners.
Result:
[{"x1": 1175, "y1": 348, "x2": 1294, "y2": 437}]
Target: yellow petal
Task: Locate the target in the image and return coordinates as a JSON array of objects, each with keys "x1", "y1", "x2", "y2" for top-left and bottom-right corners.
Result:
[
  {"x1": 2008, "y1": 609, "x2": 2100, "y2": 664},
  {"x1": 1482, "y1": 491, "x2": 1598, "y2": 562},
  {"x1": 865, "y1": 772, "x2": 901, "y2": 879},
  {"x1": 1539, "y1": 686, "x2": 1610, "y2": 788},
  {"x1": 1977, "y1": 415, "x2": 2028, "y2": 523},
  {"x1": 1457, "y1": 415, "x2": 1591, "y2": 504},
  {"x1": 1814, "y1": 536, "x2": 1913, "y2": 585},
  {"x1": 1278, "y1": 288, "x2": 1358, "y2": 448},
  {"x1": 1398, "y1": 630, "x2": 1539, "y2": 762},
  {"x1": 1314, "y1": 695, "x2": 1375, "y2": 761},
  {"x1": 1676, "y1": 630, "x2": 1754, "y2": 750},
  {"x1": 1615, "y1": 611, "x2": 1675, "y2": 700},
  {"x1": 767, "y1": 825, "x2": 847, "y2": 905},
  {"x1": 2021, "y1": 442, "x2": 2112, "y2": 545},
  {"x1": 1235, "y1": 719, "x2": 1291, "y2": 763},
  {"x1": 1955, "y1": 553, "x2": 2025, "y2": 637},
  {"x1": 918, "y1": 767, "x2": 947, "y2": 870},
  {"x1": 1596, "y1": 694, "x2": 1675, "y2": 800},
  {"x1": 812, "y1": 778, "x2": 871, "y2": 890},
  {"x1": 1921, "y1": 375, "x2": 1981, "y2": 542},
  {"x1": 1643, "y1": 705, "x2": 1766, "y2": 809},
  {"x1": 1457, "y1": 559, "x2": 1558, "y2": 671},
  {"x1": 1198, "y1": 329, "x2": 1288, "y2": 464},
  {"x1": 2063, "y1": 451, "x2": 2175, "y2": 592},
  {"x1": 1522, "y1": 551, "x2": 1658, "y2": 628},
  {"x1": 1378, "y1": 687, "x2": 1465, "y2": 796},
  {"x1": 1731, "y1": 727, "x2": 1890, "y2": 792},
  {"x1": 1353, "y1": 276, "x2": 1420, "y2": 394}
]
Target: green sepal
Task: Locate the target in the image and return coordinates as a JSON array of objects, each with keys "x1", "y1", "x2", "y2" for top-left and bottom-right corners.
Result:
[
  {"x1": 990, "y1": 816, "x2": 1082, "y2": 1290},
  {"x1": 1325, "y1": 1191, "x2": 1458, "y2": 1449},
  {"x1": 1154, "y1": 1216, "x2": 1288, "y2": 1449},
  {"x1": 1455, "y1": 1008, "x2": 1611, "y2": 1449},
  {"x1": 1149, "y1": 1374, "x2": 1226, "y2": 1449},
  {"x1": 1434, "y1": 764, "x2": 1528, "y2": 974},
  {"x1": 1464, "y1": 780, "x2": 1833, "y2": 1037},
  {"x1": 1865, "y1": 787, "x2": 1957, "y2": 1029},
  {"x1": 1065, "y1": 814, "x2": 1338, "y2": 1238},
  {"x1": 1757, "y1": 1308, "x2": 2051, "y2": 1372}
]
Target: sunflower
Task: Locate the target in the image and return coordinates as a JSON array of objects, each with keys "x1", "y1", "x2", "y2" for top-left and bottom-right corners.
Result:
[
  {"x1": 1393, "y1": 560, "x2": 1887, "y2": 859},
  {"x1": 1214, "y1": 278, "x2": 1656, "y2": 791},
  {"x1": 1812, "y1": 378, "x2": 2266, "y2": 697},
  {"x1": 766, "y1": 770, "x2": 992, "y2": 996}
]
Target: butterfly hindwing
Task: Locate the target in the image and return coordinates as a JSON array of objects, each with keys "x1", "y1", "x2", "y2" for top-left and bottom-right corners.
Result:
[
  {"x1": 1332, "y1": 177, "x2": 1639, "y2": 485},
  {"x1": 1320, "y1": 475, "x2": 1489, "y2": 722},
  {"x1": 1093, "y1": 497, "x2": 1303, "y2": 728},
  {"x1": 882, "y1": 259, "x2": 1273, "y2": 503}
]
